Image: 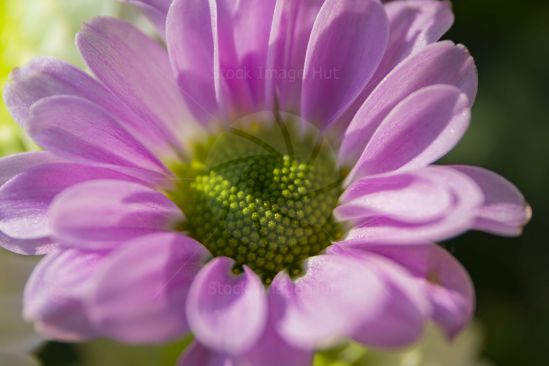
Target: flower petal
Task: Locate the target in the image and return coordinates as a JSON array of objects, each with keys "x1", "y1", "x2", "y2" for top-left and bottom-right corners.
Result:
[
  {"x1": 2, "y1": 57, "x2": 172, "y2": 156},
  {"x1": 23, "y1": 249, "x2": 106, "y2": 341},
  {"x1": 339, "y1": 41, "x2": 477, "y2": 165},
  {"x1": 301, "y1": 0, "x2": 388, "y2": 129},
  {"x1": 373, "y1": 0, "x2": 454, "y2": 85},
  {"x1": 270, "y1": 254, "x2": 386, "y2": 349},
  {"x1": 177, "y1": 342, "x2": 234, "y2": 366},
  {"x1": 0, "y1": 164, "x2": 137, "y2": 254},
  {"x1": 28, "y1": 95, "x2": 168, "y2": 183},
  {"x1": 266, "y1": 0, "x2": 324, "y2": 113},
  {"x1": 166, "y1": 0, "x2": 278, "y2": 120},
  {"x1": 451, "y1": 165, "x2": 532, "y2": 236},
  {"x1": 215, "y1": 0, "x2": 278, "y2": 115},
  {"x1": 88, "y1": 233, "x2": 208, "y2": 343},
  {"x1": 49, "y1": 180, "x2": 182, "y2": 250},
  {"x1": 0, "y1": 152, "x2": 58, "y2": 187},
  {"x1": 333, "y1": 0, "x2": 454, "y2": 133},
  {"x1": 0, "y1": 234, "x2": 54, "y2": 257},
  {"x1": 126, "y1": 0, "x2": 171, "y2": 37},
  {"x1": 166, "y1": 0, "x2": 220, "y2": 123},
  {"x1": 356, "y1": 243, "x2": 475, "y2": 339},
  {"x1": 339, "y1": 166, "x2": 483, "y2": 244},
  {"x1": 244, "y1": 301, "x2": 314, "y2": 366},
  {"x1": 324, "y1": 247, "x2": 430, "y2": 348},
  {"x1": 349, "y1": 85, "x2": 470, "y2": 179},
  {"x1": 186, "y1": 257, "x2": 267, "y2": 355},
  {"x1": 179, "y1": 319, "x2": 313, "y2": 366},
  {"x1": 77, "y1": 17, "x2": 195, "y2": 150},
  {"x1": 3, "y1": 57, "x2": 115, "y2": 128}
]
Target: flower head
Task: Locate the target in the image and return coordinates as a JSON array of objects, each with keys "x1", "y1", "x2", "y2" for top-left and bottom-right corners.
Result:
[{"x1": 0, "y1": 0, "x2": 531, "y2": 365}]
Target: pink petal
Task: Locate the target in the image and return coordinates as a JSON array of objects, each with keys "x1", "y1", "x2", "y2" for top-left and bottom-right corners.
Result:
[
  {"x1": 349, "y1": 85, "x2": 470, "y2": 180},
  {"x1": 216, "y1": 0, "x2": 278, "y2": 114},
  {"x1": 178, "y1": 342, "x2": 234, "y2": 366},
  {"x1": 49, "y1": 180, "x2": 182, "y2": 250},
  {"x1": 373, "y1": 0, "x2": 454, "y2": 86},
  {"x1": 451, "y1": 165, "x2": 532, "y2": 236},
  {"x1": 0, "y1": 233, "x2": 54, "y2": 257},
  {"x1": 126, "y1": 0, "x2": 171, "y2": 37},
  {"x1": 244, "y1": 300, "x2": 314, "y2": 366},
  {"x1": 266, "y1": 0, "x2": 324, "y2": 113},
  {"x1": 339, "y1": 41, "x2": 477, "y2": 166},
  {"x1": 3, "y1": 57, "x2": 116, "y2": 128},
  {"x1": 335, "y1": 0, "x2": 455, "y2": 132},
  {"x1": 340, "y1": 166, "x2": 483, "y2": 244},
  {"x1": 186, "y1": 257, "x2": 267, "y2": 355},
  {"x1": 77, "y1": 17, "x2": 195, "y2": 150},
  {"x1": 270, "y1": 254, "x2": 386, "y2": 349},
  {"x1": 301, "y1": 0, "x2": 388, "y2": 129},
  {"x1": 0, "y1": 164, "x2": 137, "y2": 254},
  {"x1": 29, "y1": 95, "x2": 168, "y2": 182},
  {"x1": 167, "y1": 0, "x2": 277, "y2": 121},
  {"x1": 338, "y1": 170, "x2": 452, "y2": 223},
  {"x1": 23, "y1": 249, "x2": 106, "y2": 341},
  {"x1": 358, "y1": 243, "x2": 475, "y2": 339},
  {"x1": 0, "y1": 152, "x2": 58, "y2": 187},
  {"x1": 179, "y1": 318, "x2": 312, "y2": 366},
  {"x1": 166, "y1": 0, "x2": 221, "y2": 123},
  {"x1": 2, "y1": 57, "x2": 173, "y2": 157},
  {"x1": 338, "y1": 250, "x2": 430, "y2": 347},
  {"x1": 88, "y1": 233, "x2": 209, "y2": 343}
]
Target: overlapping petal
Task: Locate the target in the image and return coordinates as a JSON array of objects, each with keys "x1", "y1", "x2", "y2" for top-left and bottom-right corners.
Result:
[
  {"x1": 0, "y1": 152, "x2": 58, "y2": 187},
  {"x1": 23, "y1": 249, "x2": 106, "y2": 341},
  {"x1": 29, "y1": 95, "x2": 169, "y2": 184},
  {"x1": 0, "y1": 164, "x2": 137, "y2": 254},
  {"x1": 337, "y1": 166, "x2": 483, "y2": 243},
  {"x1": 49, "y1": 180, "x2": 182, "y2": 250},
  {"x1": 186, "y1": 257, "x2": 267, "y2": 355},
  {"x1": 178, "y1": 342, "x2": 233, "y2": 366},
  {"x1": 349, "y1": 85, "x2": 470, "y2": 180},
  {"x1": 373, "y1": 0, "x2": 454, "y2": 85},
  {"x1": 126, "y1": 0, "x2": 172, "y2": 36},
  {"x1": 339, "y1": 41, "x2": 477, "y2": 165},
  {"x1": 88, "y1": 233, "x2": 209, "y2": 343},
  {"x1": 300, "y1": 0, "x2": 389, "y2": 129},
  {"x1": 2, "y1": 57, "x2": 172, "y2": 156},
  {"x1": 266, "y1": 0, "x2": 324, "y2": 113},
  {"x1": 452, "y1": 165, "x2": 531, "y2": 236},
  {"x1": 348, "y1": 252, "x2": 429, "y2": 347},
  {"x1": 166, "y1": 0, "x2": 222, "y2": 123},
  {"x1": 167, "y1": 0, "x2": 278, "y2": 122},
  {"x1": 352, "y1": 243, "x2": 475, "y2": 338},
  {"x1": 333, "y1": 0, "x2": 454, "y2": 132},
  {"x1": 270, "y1": 254, "x2": 386, "y2": 349},
  {"x1": 77, "y1": 17, "x2": 196, "y2": 152},
  {"x1": 179, "y1": 318, "x2": 312, "y2": 366}
]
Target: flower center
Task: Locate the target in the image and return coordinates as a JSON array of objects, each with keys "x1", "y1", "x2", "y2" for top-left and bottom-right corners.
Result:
[{"x1": 168, "y1": 119, "x2": 344, "y2": 283}]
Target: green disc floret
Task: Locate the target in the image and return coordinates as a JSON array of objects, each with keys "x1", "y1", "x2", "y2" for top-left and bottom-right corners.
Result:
[{"x1": 168, "y1": 121, "x2": 344, "y2": 283}]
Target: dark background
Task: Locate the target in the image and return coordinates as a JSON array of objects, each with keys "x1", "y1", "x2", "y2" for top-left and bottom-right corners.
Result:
[
  {"x1": 36, "y1": 0, "x2": 549, "y2": 365},
  {"x1": 442, "y1": 0, "x2": 549, "y2": 364}
]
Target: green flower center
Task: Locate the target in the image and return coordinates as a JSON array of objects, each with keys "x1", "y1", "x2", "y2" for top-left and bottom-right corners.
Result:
[{"x1": 168, "y1": 119, "x2": 344, "y2": 283}]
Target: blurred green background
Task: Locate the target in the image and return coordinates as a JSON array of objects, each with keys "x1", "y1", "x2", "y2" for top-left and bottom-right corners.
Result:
[
  {"x1": 1, "y1": 0, "x2": 548, "y2": 365},
  {"x1": 442, "y1": 1, "x2": 549, "y2": 365}
]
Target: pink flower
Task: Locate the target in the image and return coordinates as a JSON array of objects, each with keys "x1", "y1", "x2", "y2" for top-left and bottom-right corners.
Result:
[{"x1": 0, "y1": 0, "x2": 530, "y2": 365}]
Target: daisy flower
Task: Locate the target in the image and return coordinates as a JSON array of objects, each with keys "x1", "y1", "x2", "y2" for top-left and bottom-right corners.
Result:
[{"x1": 0, "y1": 0, "x2": 530, "y2": 365}]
